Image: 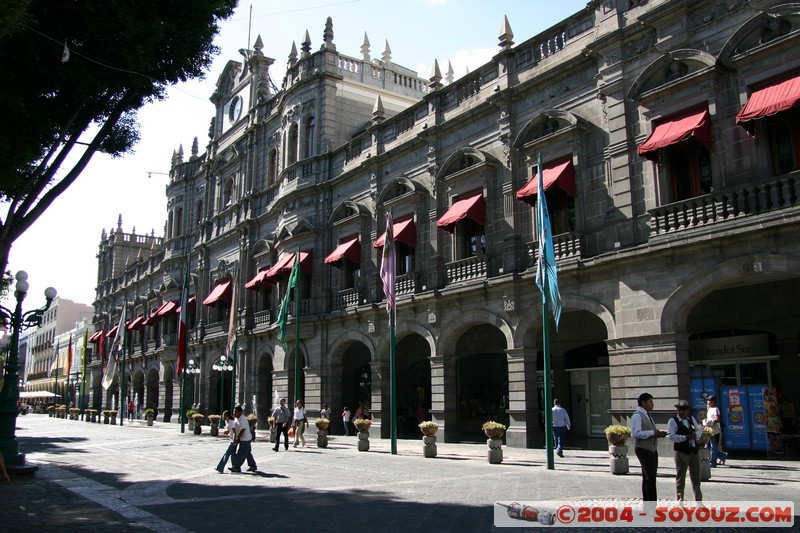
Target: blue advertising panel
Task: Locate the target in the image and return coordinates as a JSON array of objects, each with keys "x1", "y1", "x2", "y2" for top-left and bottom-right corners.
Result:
[
  {"x1": 690, "y1": 378, "x2": 717, "y2": 422},
  {"x1": 748, "y1": 386, "x2": 768, "y2": 450},
  {"x1": 721, "y1": 386, "x2": 750, "y2": 450}
]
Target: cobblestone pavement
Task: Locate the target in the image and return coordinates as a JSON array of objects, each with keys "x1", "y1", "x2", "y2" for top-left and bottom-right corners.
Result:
[{"x1": 1, "y1": 415, "x2": 798, "y2": 532}]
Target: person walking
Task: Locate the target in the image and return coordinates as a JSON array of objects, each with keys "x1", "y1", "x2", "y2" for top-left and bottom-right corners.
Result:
[
  {"x1": 293, "y1": 399, "x2": 308, "y2": 447},
  {"x1": 342, "y1": 406, "x2": 351, "y2": 436},
  {"x1": 229, "y1": 405, "x2": 257, "y2": 473},
  {"x1": 667, "y1": 400, "x2": 703, "y2": 501},
  {"x1": 703, "y1": 395, "x2": 727, "y2": 467},
  {"x1": 320, "y1": 403, "x2": 331, "y2": 421},
  {"x1": 215, "y1": 410, "x2": 237, "y2": 473},
  {"x1": 551, "y1": 399, "x2": 571, "y2": 458},
  {"x1": 272, "y1": 398, "x2": 291, "y2": 452},
  {"x1": 631, "y1": 392, "x2": 667, "y2": 502}
]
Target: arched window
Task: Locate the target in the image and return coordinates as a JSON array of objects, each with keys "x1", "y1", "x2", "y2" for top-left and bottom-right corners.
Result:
[
  {"x1": 223, "y1": 178, "x2": 234, "y2": 207},
  {"x1": 166, "y1": 211, "x2": 174, "y2": 240},
  {"x1": 288, "y1": 123, "x2": 299, "y2": 165},
  {"x1": 304, "y1": 116, "x2": 316, "y2": 159},
  {"x1": 175, "y1": 207, "x2": 183, "y2": 237}
]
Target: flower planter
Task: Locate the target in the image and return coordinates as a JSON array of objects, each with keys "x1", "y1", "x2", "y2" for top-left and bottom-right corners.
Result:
[
  {"x1": 487, "y1": 438, "x2": 503, "y2": 464},
  {"x1": 609, "y1": 444, "x2": 629, "y2": 475},
  {"x1": 317, "y1": 429, "x2": 329, "y2": 448},
  {"x1": 423, "y1": 435, "x2": 437, "y2": 458},
  {"x1": 110, "y1": 414, "x2": 117, "y2": 425},
  {"x1": 269, "y1": 428, "x2": 277, "y2": 443},
  {"x1": 194, "y1": 423, "x2": 202, "y2": 435},
  {"x1": 699, "y1": 448, "x2": 711, "y2": 481},
  {"x1": 357, "y1": 431, "x2": 370, "y2": 451},
  {"x1": 146, "y1": 416, "x2": 154, "y2": 426},
  {"x1": 210, "y1": 425, "x2": 219, "y2": 437},
  {"x1": 606, "y1": 434, "x2": 629, "y2": 447}
]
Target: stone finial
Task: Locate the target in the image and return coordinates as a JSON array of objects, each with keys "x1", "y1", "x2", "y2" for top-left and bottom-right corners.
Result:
[
  {"x1": 322, "y1": 17, "x2": 336, "y2": 51},
  {"x1": 253, "y1": 34, "x2": 264, "y2": 53},
  {"x1": 446, "y1": 60, "x2": 454, "y2": 84},
  {"x1": 289, "y1": 41, "x2": 298, "y2": 67},
  {"x1": 429, "y1": 59, "x2": 443, "y2": 91},
  {"x1": 176, "y1": 144, "x2": 184, "y2": 164},
  {"x1": 361, "y1": 32, "x2": 371, "y2": 62},
  {"x1": 117, "y1": 214, "x2": 123, "y2": 230},
  {"x1": 372, "y1": 94, "x2": 385, "y2": 124},
  {"x1": 301, "y1": 30, "x2": 311, "y2": 58},
  {"x1": 382, "y1": 40, "x2": 392, "y2": 64},
  {"x1": 499, "y1": 15, "x2": 514, "y2": 49},
  {"x1": 191, "y1": 137, "x2": 199, "y2": 160},
  {"x1": 101, "y1": 228, "x2": 107, "y2": 240}
]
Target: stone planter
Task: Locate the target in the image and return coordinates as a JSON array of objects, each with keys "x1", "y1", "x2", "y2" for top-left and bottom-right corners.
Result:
[
  {"x1": 193, "y1": 423, "x2": 202, "y2": 435},
  {"x1": 269, "y1": 428, "x2": 276, "y2": 443},
  {"x1": 317, "y1": 429, "x2": 329, "y2": 448},
  {"x1": 609, "y1": 444, "x2": 629, "y2": 475},
  {"x1": 423, "y1": 435, "x2": 437, "y2": 458},
  {"x1": 606, "y1": 434, "x2": 630, "y2": 447},
  {"x1": 357, "y1": 430, "x2": 370, "y2": 451},
  {"x1": 110, "y1": 414, "x2": 117, "y2": 425},
  {"x1": 210, "y1": 425, "x2": 219, "y2": 437},
  {"x1": 699, "y1": 448, "x2": 711, "y2": 481},
  {"x1": 103, "y1": 412, "x2": 110, "y2": 424},
  {"x1": 487, "y1": 438, "x2": 503, "y2": 464},
  {"x1": 250, "y1": 424, "x2": 257, "y2": 440},
  {"x1": 146, "y1": 416, "x2": 154, "y2": 426}
]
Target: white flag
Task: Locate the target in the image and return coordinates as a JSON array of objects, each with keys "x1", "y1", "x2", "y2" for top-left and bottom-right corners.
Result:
[{"x1": 101, "y1": 308, "x2": 125, "y2": 390}]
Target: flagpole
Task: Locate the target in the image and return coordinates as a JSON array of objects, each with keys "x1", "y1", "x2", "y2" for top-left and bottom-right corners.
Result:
[
  {"x1": 294, "y1": 248, "x2": 301, "y2": 404},
  {"x1": 179, "y1": 364, "x2": 186, "y2": 433},
  {"x1": 538, "y1": 153, "x2": 555, "y2": 471},
  {"x1": 120, "y1": 329, "x2": 126, "y2": 426},
  {"x1": 80, "y1": 331, "x2": 87, "y2": 415},
  {"x1": 389, "y1": 308, "x2": 397, "y2": 455}
]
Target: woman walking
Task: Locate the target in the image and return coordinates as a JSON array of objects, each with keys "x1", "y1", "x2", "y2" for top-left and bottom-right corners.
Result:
[{"x1": 293, "y1": 399, "x2": 308, "y2": 447}]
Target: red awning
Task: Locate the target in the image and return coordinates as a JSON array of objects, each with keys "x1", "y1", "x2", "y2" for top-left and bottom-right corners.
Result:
[
  {"x1": 736, "y1": 75, "x2": 800, "y2": 134},
  {"x1": 264, "y1": 251, "x2": 312, "y2": 281},
  {"x1": 436, "y1": 193, "x2": 485, "y2": 233},
  {"x1": 142, "y1": 310, "x2": 159, "y2": 326},
  {"x1": 127, "y1": 315, "x2": 144, "y2": 330},
  {"x1": 203, "y1": 279, "x2": 232, "y2": 307},
  {"x1": 516, "y1": 159, "x2": 576, "y2": 205},
  {"x1": 106, "y1": 324, "x2": 119, "y2": 338},
  {"x1": 374, "y1": 217, "x2": 417, "y2": 248},
  {"x1": 175, "y1": 296, "x2": 196, "y2": 313},
  {"x1": 156, "y1": 301, "x2": 178, "y2": 316},
  {"x1": 638, "y1": 108, "x2": 712, "y2": 161},
  {"x1": 89, "y1": 330, "x2": 104, "y2": 343},
  {"x1": 324, "y1": 236, "x2": 361, "y2": 265},
  {"x1": 244, "y1": 268, "x2": 274, "y2": 289}
]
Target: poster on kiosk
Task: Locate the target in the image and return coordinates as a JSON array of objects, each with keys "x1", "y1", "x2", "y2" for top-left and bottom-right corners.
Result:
[{"x1": 720, "y1": 385, "x2": 774, "y2": 451}]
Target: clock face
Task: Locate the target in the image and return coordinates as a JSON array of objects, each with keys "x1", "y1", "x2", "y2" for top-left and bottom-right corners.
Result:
[{"x1": 228, "y1": 95, "x2": 242, "y2": 123}]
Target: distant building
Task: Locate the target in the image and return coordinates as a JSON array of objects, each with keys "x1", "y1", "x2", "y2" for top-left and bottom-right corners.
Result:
[{"x1": 92, "y1": 2, "x2": 800, "y2": 450}]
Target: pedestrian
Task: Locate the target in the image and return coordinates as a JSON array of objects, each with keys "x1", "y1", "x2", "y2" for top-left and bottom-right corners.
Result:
[
  {"x1": 342, "y1": 406, "x2": 351, "y2": 436},
  {"x1": 667, "y1": 400, "x2": 703, "y2": 501},
  {"x1": 320, "y1": 403, "x2": 330, "y2": 420},
  {"x1": 551, "y1": 399, "x2": 571, "y2": 458},
  {"x1": 127, "y1": 400, "x2": 134, "y2": 421},
  {"x1": 293, "y1": 399, "x2": 308, "y2": 448},
  {"x1": 272, "y1": 397, "x2": 291, "y2": 451},
  {"x1": 703, "y1": 395, "x2": 727, "y2": 466},
  {"x1": 631, "y1": 392, "x2": 667, "y2": 502},
  {"x1": 215, "y1": 410, "x2": 236, "y2": 473},
  {"x1": 229, "y1": 405, "x2": 257, "y2": 473}
]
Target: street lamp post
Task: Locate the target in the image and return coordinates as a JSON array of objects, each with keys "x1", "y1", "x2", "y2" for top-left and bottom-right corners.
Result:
[
  {"x1": 0, "y1": 271, "x2": 57, "y2": 474},
  {"x1": 212, "y1": 355, "x2": 233, "y2": 414},
  {"x1": 186, "y1": 358, "x2": 200, "y2": 407}
]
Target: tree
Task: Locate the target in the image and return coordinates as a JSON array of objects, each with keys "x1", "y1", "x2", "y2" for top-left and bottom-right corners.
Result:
[{"x1": 0, "y1": 0, "x2": 237, "y2": 275}]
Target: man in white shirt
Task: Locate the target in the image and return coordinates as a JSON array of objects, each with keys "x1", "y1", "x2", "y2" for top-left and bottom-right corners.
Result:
[
  {"x1": 667, "y1": 400, "x2": 703, "y2": 501},
  {"x1": 229, "y1": 405, "x2": 256, "y2": 473},
  {"x1": 215, "y1": 410, "x2": 237, "y2": 473},
  {"x1": 631, "y1": 392, "x2": 667, "y2": 501},
  {"x1": 272, "y1": 398, "x2": 291, "y2": 451},
  {"x1": 551, "y1": 399, "x2": 571, "y2": 458}
]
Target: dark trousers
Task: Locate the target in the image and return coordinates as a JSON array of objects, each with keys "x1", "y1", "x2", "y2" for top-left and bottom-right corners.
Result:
[
  {"x1": 553, "y1": 426, "x2": 567, "y2": 454},
  {"x1": 635, "y1": 446, "x2": 659, "y2": 501},
  {"x1": 232, "y1": 440, "x2": 255, "y2": 469},
  {"x1": 273, "y1": 422, "x2": 289, "y2": 450},
  {"x1": 216, "y1": 443, "x2": 236, "y2": 472}
]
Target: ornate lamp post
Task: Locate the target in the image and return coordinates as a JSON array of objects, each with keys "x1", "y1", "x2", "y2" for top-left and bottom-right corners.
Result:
[
  {"x1": 0, "y1": 271, "x2": 57, "y2": 474},
  {"x1": 212, "y1": 354, "x2": 233, "y2": 414},
  {"x1": 185, "y1": 358, "x2": 200, "y2": 408}
]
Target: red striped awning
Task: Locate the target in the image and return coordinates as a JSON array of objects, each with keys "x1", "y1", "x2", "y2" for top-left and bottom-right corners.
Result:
[
  {"x1": 324, "y1": 236, "x2": 361, "y2": 265},
  {"x1": 105, "y1": 324, "x2": 119, "y2": 338},
  {"x1": 638, "y1": 108, "x2": 711, "y2": 161},
  {"x1": 175, "y1": 296, "x2": 196, "y2": 313},
  {"x1": 516, "y1": 158, "x2": 576, "y2": 205},
  {"x1": 436, "y1": 193, "x2": 485, "y2": 233},
  {"x1": 244, "y1": 268, "x2": 274, "y2": 289},
  {"x1": 263, "y1": 251, "x2": 312, "y2": 282},
  {"x1": 156, "y1": 301, "x2": 178, "y2": 316},
  {"x1": 374, "y1": 217, "x2": 416, "y2": 248},
  {"x1": 142, "y1": 310, "x2": 159, "y2": 326},
  {"x1": 88, "y1": 330, "x2": 104, "y2": 343},
  {"x1": 202, "y1": 279, "x2": 232, "y2": 307},
  {"x1": 127, "y1": 315, "x2": 144, "y2": 330},
  {"x1": 736, "y1": 74, "x2": 800, "y2": 134}
]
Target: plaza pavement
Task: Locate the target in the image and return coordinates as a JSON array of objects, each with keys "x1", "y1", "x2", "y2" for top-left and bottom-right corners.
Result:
[{"x1": 1, "y1": 414, "x2": 799, "y2": 532}]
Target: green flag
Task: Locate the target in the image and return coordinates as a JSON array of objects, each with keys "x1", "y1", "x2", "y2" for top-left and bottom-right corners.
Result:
[{"x1": 278, "y1": 254, "x2": 300, "y2": 345}]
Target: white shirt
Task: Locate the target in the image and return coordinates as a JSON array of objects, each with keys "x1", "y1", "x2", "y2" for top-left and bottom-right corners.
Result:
[
  {"x1": 667, "y1": 415, "x2": 702, "y2": 443},
  {"x1": 705, "y1": 406, "x2": 721, "y2": 426},
  {"x1": 293, "y1": 406, "x2": 306, "y2": 421},
  {"x1": 225, "y1": 418, "x2": 237, "y2": 443},
  {"x1": 631, "y1": 406, "x2": 656, "y2": 440},
  {"x1": 552, "y1": 405, "x2": 571, "y2": 428},
  {"x1": 236, "y1": 413, "x2": 252, "y2": 442}
]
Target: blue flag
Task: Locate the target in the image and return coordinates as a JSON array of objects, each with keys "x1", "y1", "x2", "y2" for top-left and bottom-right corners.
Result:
[{"x1": 535, "y1": 154, "x2": 562, "y2": 327}]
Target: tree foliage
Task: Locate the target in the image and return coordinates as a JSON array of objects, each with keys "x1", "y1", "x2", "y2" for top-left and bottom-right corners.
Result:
[{"x1": 0, "y1": 0, "x2": 237, "y2": 274}]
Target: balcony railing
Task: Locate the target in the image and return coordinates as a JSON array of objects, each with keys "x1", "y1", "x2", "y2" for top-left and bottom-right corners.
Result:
[
  {"x1": 397, "y1": 273, "x2": 416, "y2": 295},
  {"x1": 335, "y1": 288, "x2": 360, "y2": 309},
  {"x1": 648, "y1": 174, "x2": 800, "y2": 238},
  {"x1": 253, "y1": 309, "x2": 271, "y2": 327},
  {"x1": 527, "y1": 232, "x2": 582, "y2": 269},
  {"x1": 445, "y1": 255, "x2": 488, "y2": 284}
]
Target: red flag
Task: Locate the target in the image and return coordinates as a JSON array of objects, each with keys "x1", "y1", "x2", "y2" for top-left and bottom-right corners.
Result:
[
  {"x1": 177, "y1": 260, "x2": 190, "y2": 376},
  {"x1": 66, "y1": 334, "x2": 73, "y2": 375}
]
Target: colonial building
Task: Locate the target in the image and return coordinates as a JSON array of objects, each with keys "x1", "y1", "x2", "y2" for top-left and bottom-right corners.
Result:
[{"x1": 91, "y1": 0, "x2": 800, "y2": 450}]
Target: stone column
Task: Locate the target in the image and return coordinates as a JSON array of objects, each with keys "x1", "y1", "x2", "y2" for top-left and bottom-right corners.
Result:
[
  {"x1": 505, "y1": 347, "x2": 543, "y2": 448},
  {"x1": 430, "y1": 354, "x2": 458, "y2": 442},
  {"x1": 370, "y1": 360, "x2": 383, "y2": 439}
]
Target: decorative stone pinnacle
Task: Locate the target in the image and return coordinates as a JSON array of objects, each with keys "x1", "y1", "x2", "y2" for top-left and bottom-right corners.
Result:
[{"x1": 499, "y1": 15, "x2": 514, "y2": 49}]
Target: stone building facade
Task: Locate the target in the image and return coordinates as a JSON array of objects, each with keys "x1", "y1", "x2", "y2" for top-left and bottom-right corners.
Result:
[{"x1": 90, "y1": 0, "x2": 800, "y2": 450}]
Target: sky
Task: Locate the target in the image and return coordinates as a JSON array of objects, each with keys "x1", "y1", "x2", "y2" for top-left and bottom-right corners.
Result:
[{"x1": 1, "y1": 0, "x2": 586, "y2": 312}]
